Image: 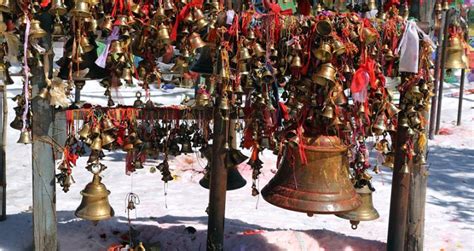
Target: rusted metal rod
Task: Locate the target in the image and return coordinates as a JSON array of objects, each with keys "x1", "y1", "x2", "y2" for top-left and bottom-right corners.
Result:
[{"x1": 456, "y1": 69, "x2": 465, "y2": 126}]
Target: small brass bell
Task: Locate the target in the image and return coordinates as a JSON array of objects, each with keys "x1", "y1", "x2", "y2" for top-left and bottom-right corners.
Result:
[
  {"x1": 189, "y1": 32, "x2": 206, "y2": 51},
  {"x1": 445, "y1": 39, "x2": 468, "y2": 69},
  {"x1": 0, "y1": 0, "x2": 11, "y2": 13},
  {"x1": 336, "y1": 185, "x2": 380, "y2": 229},
  {"x1": 79, "y1": 36, "x2": 94, "y2": 53},
  {"x1": 90, "y1": 136, "x2": 102, "y2": 151},
  {"x1": 313, "y1": 42, "x2": 333, "y2": 62},
  {"x1": 78, "y1": 123, "x2": 91, "y2": 139},
  {"x1": 157, "y1": 23, "x2": 170, "y2": 43},
  {"x1": 239, "y1": 47, "x2": 252, "y2": 61},
  {"x1": 398, "y1": 117, "x2": 409, "y2": 128},
  {"x1": 102, "y1": 118, "x2": 115, "y2": 131},
  {"x1": 133, "y1": 92, "x2": 144, "y2": 108},
  {"x1": 17, "y1": 130, "x2": 33, "y2": 144},
  {"x1": 238, "y1": 63, "x2": 249, "y2": 75},
  {"x1": 367, "y1": 0, "x2": 377, "y2": 11},
  {"x1": 69, "y1": 0, "x2": 92, "y2": 18},
  {"x1": 313, "y1": 63, "x2": 336, "y2": 86},
  {"x1": 29, "y1": 19, "x2": 47, "y2": 39},
  {"x1": 372, "y1": 114, "x2": 386, "y2": 135},
  {"x1": 110, "y1": 41, "x2": 124, "y2": 54},
  {"x1": 52, "y1": 22, "x2": 65, "y2": 37},
  {"x1": 385, "y1": 102, "x2": 400, "y2": 118},
  {"x1": 219, "y1": 94, "x2": 230, "y2": 110},
  {"x1": 194, "y1": 18, "x2": 209, "y2": 31},
  {"x1": 290, "y1": 55, "x2": 302, "y2": 69},
  {"x1": 101, "y1": 16, "x2": 113, "y2": 33},
  {"x1": 400, "y1": 163, "x2": 410, "y2": 174},
  {"x1": 49, "y1": 0, "x2": 67, "y2": 15},
  {"x1": 101, "y1": 133, "x2": 115, "y2": 146},
  {"x1": 75, "y1": 173, "x2": 115, "y2": 222},
  {"x1": 121, "y1": 68, "x2": 133, "y2": 83},
  {"x1": 332, "y1": 39, "x2": 346, "y2": 56},
  {"x1": 362, "y1": 28, "x2": 377, "y2": 45},
  {"x1": 252, "y1": 43, "x2": 266, "y2": 58},
  {"x1": 322, "y1": 105, "x2": 334, "y2": 119}
]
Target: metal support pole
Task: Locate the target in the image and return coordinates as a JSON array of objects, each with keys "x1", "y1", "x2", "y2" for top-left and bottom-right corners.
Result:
[
  {"x1": 0, "y1": 86, "x2": 6, "y2": 221},
  {"x1": 435, "y1": 9, "x2": 455, "y2": 134},
  {"x1": 387, "y1": 92, "x2": 411, "y2": 251},
  {"x1": 456, "y1": 69, "x2": 465, "y2": 126},
  {"x1": 429, "y1": 10, "x2": 446, "y2": 139}
]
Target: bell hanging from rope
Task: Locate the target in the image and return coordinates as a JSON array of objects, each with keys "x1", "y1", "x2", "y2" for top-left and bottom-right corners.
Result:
[
  {"x1": 75, "y1": 172, "x2": 115, "y2": 223},
  {"x1": 445, "y1": 37, "x2": 468, "y2": 69},
  {"x1": 17, "y1": 130, "x2": 33, "y2": 144},
  {"x1": 29, "y1": 19, "x2": 47, "y2": 39},
  {"x1": 49, "y1": 0, "x2": 67, "y2": 15},
  {"x1": 190, "y1": 46, "x2": 213, "y2": 74},
  {"x1": 336, "y1": 184, "x2": 380, "y2": 229},
  {"x1": 313, "y1": 63, "x2": 336, "y2": 86},
  {"x1": 180, "y1": 139, "x2": 194, "y2": 154},
  {"x1": 261, "y1": 135, "x2": 361, "y2": 215},
  {"x1": 69, "y1": 0, "x2": 92, "y2": 18},
  {"x1": 199, "y1": 164, "x2": 247, "y2": 191}
]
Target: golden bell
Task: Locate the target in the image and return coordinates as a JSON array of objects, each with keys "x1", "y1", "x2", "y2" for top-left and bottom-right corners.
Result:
[
  {"x1": 316, "y1": 20, "x2": 332, "y2": 36},
  {"x1": 372, "y1": 114, "x2": 386, "y2": 135},
  {"x1": 385, "y1": 102, "x2": 400, "y2": 118},
  {"x1": 336, "y1": 185, "x2": 380, "y2": 229},
  {"x1": 90, "y1": 136, "x2": 102, "y2": 151},
  {"x1": 239, "y1": 47, "x2": 252, "y2": 61},
  {"x1": 157, "y1": 23, "x2": 170, "y2": 43},
  {"x1": 154, "y1": 6, "x2": 166, "y2": 21},
  {"x1": 400, "y1": 163, "x2": 410, "y2": 174},
  {"x1": 262, "y1": 135, "x2": 361, "y2": 215},
  {"x1": 313, "y1": 63, "x2": 336, "y2": 86},
  {"x1": 113, "y1": 15, "x2": 129, "y2": 28},
  {"x1": 332, "y1": 39, "x2": 346, "y2": 56},
  {"x1": 75, "y1": 173, "x2": 115, "y2": 222},
  {"x1": 49, "y1": 0, "x2": 67, "y2": 15},
  {"x1": 445, "y1": 44, "x2": 468, "y2": 69},
  {"x1": 69, "y1": 0, "x2": 91, "y2": 18},
  {"x1": 322, "y1": 105, "x2": 334, "y2": 119},
  {"x1": 290, "y1": 55, "x2": 302, "y2": 68},
  {"x1": 335, "y1": 92, "x2": 348, "y2": 106},
  {"x1": 80, "y1": 36, "x2": 94, "y2": 53},
  {"x1": 314, "y1": 42, "x2": 333, "y2": 62},
  {"x1": 194, "y1": 18, "x2": 209, "y2": 31},
  {"x1": 238, "y1": 63, "x2": 249, "y2": 75},
  {"x1": 52, "y1": 22, "x2": 65, "y2": 37},
  {"x1": 367, "y1": 0, "x2": 377, "y2": 11},
  {"x1": 102, "y1": 118, "x2": 115, "y2": 131},
  {"x1": 101, "y1": 16, "x2": 113, "y2": 32},
  {"x1": 29, "y1": 19, "x2": 47, "y2": 39},
  {"x1": 252, "y1": 43, "x2": 266, "y2": 57},
  {"x1": 362, "y1": 28, "x2": 377, "y2": 45},
  {"x1": 0, "y1": 0, "x2": 10, "y2": 13},
  {"x1": 189, "y1": 32, "x2": 206, "y2": 51},
  {"x1": 121, "y1": 68, "x2": 133, "y2": 83},
  {"x1": 163, "y1": 0, "x2": 175, "y2": 10},
  {"x1": 78, "y1": 123, "x2": 91, "y2": 139},
  {"x1": 219, "y1": 95, "x2": 230, "y2": 110},
  {"x1": 110, "y1": 41, "x2": 124, "y2": 54},
  {"x1": 193, "y1": 8, "x2": 205, "y2": 20},
  {"x1": 91, "y1": 124, "x2": 101, "y2": 136},
  {"x1": 399, "y1": 117, "x2": 409, "y2": 127},
  {"x1": 17, "y1": 130, "x2": 32, "y2": 144},
  {"x1": 101, "y1": 133, "x2": 115, "y2": 146}
]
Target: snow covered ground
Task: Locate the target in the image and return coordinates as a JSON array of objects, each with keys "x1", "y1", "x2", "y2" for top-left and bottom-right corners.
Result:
[{"x1": 0, "y1": 72, "x2": 473, "y2": 251}]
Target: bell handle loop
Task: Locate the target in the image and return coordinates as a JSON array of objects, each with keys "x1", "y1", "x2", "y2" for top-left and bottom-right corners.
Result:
[{"x1": 351, "y1": 224, "x2": 358, "y2": 230}]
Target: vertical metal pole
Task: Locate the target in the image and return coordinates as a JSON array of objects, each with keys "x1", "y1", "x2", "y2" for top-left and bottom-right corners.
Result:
[
  {"x1": 31, "y1": 24, "x2": 57, "y2": 249},
  {"x1": 387, "y1": 91, "x2": 411, "y2": 251},
  {"x1": 429, "y1": 10, "x2": 446, "y2": 139},
  {"x1": 456, "y1": 68, "x2": 465, "y2": 126},
  {"x1": 435, "y1": 9, "x2": 455, "y2": 134},
  {"x1": 0, "y1": 86, "x2": 6, "y2": 221}
]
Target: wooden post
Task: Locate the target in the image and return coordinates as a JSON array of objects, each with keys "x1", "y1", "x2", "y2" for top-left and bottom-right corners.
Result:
[
  {"x1": 31, "y1": 24, "x2": 57, "y2": 249},
  {"x1": 0, "y1": 86, "x2": 6, "y2": 221},
  {"x1": 207, "y1": 102, "x2": 228, "y2": 251}
]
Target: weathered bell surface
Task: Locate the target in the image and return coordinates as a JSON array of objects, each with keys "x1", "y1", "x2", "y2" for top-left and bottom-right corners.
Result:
[
  {"x1": 102, "y1": 117, "x2": 115, "y2": 131},
  {"x1": 332, "y1": 39, "x2": 346, "y2": 56},
  {"x1": 78, "y1": 123, "x2": 91, "y2": 139},
  {"x1": 252, "y1": 43, "x2": 266, "y2": 58},
  {"x1": 362, "y1": 28, "x2": 377, "y2": 45},
  {"x1": 17, "y1": 130, "x2": 33, "y2": 144},
  {"x1": 336, "y1": 184, "x2": 380, "y2": 229},
  {"x1": 372, "y1": 114, "x2": 386, "y2": 135},
  {"x1": 101, "y1": 133, "x2": 115, "y2": 146},
  {"x1": 219, "y1": 95, "x2": 230, "y2": 110},
  {"x1": 189, "y1": 32, "x2": 206, "y2": 51},
  {"x1": 239, "y1": 47, "x2": 252, "y2": 61},
  {"x1": 445, "y1": 46, "x2": 468, "y2": 69},
  {"x1": 261, "y1": 135, "x2": 361, "y2": 215},
  {"x1": 75, "y1": 173, "x2": 115, "y2": 222},
  {"x1": 290, "y1": 55, "x2": 302, "y2": 68},
  {"x1": 90, "y1": 136, "x2": 102, "y2": 151},
  {"x1": 190, "y1": 46, "x2": 213, "y2": 74},
  {"x1": 313, "y1": 63, "x2": 336, "y2": 86},
  {"x1": 199, "y1": 165, "x2": 247, "y2": 191}
]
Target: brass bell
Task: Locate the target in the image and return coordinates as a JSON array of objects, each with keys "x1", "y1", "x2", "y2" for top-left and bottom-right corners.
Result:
[
  {"x1": 109, "y1": 41, "x2": 124, "y2": 54},
  {"x1": 194, "y1": 18, "x2": 209, "y2": 31},
  {"x1": 315, "y1": 20, "x2": 332, "y2": 36},
  {"x1": 398, "y1": 117, "x2": 409, "y2": 128},
  {"x1": 90, "y1": 136, "x2": 102, "y2": 151},
  {"x1": 49, "y1": 0, "x2": 67, "y2": 15},
  {"x1": 239, "y1": 47, "x2": 252, "y2": 61},
  {"x1": 290, "y1": 54, "x2": 302, "y2": 68},
  {"x1": 322, "y1": 105, "x2": 334, "y2": 119},
  {"x1": 252, "y1": 43, "x2": 266, "y2": 58},
  {"x1": 336, "y1": 185, "x2": 379, "y2": 229},
  {"x1": 78, "y1": 123, "x2": 91, "y2": 139},
  {"x1": 367, "y1": 0, "x2": 377, "y2": 11},
  {"x1": 121, "y1": 68, "x2": 133, "y2": 83},
  {"x1": 372, "y1": 114, "x2": 386, "y2": 135},
  {"x1": 69, "y1": 0, "x2": 91, "y2": 18},
  {"x1": 195, "y1": 92, "x2": 210, "y2": 108},
  {"x1": 29, "y1": 19, "x2": 47, "y2": 39},
  {"x1": 313, "y1": 63, "x2": 336, "y2": 86},
  {"x1": 79, "y1": 36, "x2": 94, "y2": 53},
  {"x1": 101, "y1": 16, "x2": 113, "y2": 33},
  {"x1": 313, "y1": 42, "x2": 333, "y2": 62},
  {"x1": 383, "y1": 152, "x2": 395, "y2": 169},
  {"x1": 101, "y1": 133, "x2": 115, "y2": 146},
  {"x1": 385, "y1": 102, "x2": 400, "y2": 118},
  {"x1": 162, "y1": 0, "x2": 175, "y2": 10},
  {"x1": 189, "y1": 32, "x2": 206, "y2": 51},
  {"x1": 262, "y1": 135, "x2": 361, "y2": 215},
  {"x1": 171, "y1": 57, "x2": 189, "y2": 74},
  {"x1": 113, "y1": 15, "x2": 129, "y2": 27},
  {"x1": 219, "y1": 94, "x2": 230, "y2": 110},
  {"x1": 17, "y1": 130, "x2": 33, "y2": 144},
  {"x1": 102, "y1": 117, "x2": 115, "y2": 131},
  {"x1": 0, "y1": 0, "x2": 10, "y2": 13},
  {"x1": 445, "y1": 38, "x2": 468, "y2": 69},
  {"x1": 332, "y1": 39, "x2": 346, "y2": 56},
  {"x1": 335, "y1": 92, "x2": 348, "y2": 106},
  {"x1": 362, "y1": 28, "x2": 377, "y2": 45},
  {"x1": 400, "y1": 163, "x2": 410, "y2": 174},
  {"x1": 157, "y1": 23, "x2": 170, "y2": 43},
  {"x1": 193, "y1": 8, "x2": 205, "y2": 20},
  {"x1": 52, "y1": 22, "x2": 65, "y2": 37},
  {"x1": 238, "y1": 63, "x2": 249, "y2": 75},
  {"x1": 75, "y1": 173, "x2": 114, "y2": 222}
]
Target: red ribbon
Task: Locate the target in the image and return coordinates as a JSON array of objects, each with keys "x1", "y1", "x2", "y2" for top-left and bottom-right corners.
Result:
[
  {"x1": 264, "y1": 2, "x2": 292, "y2": 41},
  {"x1": 170, "y1": 0, "x2": 203, "y2": 41}
]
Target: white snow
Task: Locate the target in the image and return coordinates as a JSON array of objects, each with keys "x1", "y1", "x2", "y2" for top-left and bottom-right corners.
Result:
[{"x1": 0, "y1": 72, "x2": 473, "y2": 251}]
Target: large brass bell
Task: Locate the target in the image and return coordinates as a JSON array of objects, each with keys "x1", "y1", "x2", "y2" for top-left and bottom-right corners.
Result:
[
  {"x1": 315, "y1": 20, "x2": 332, "y2": 36},
  {"x1": 262, "y1": 135, "x2": 361, "y2": 215},
  {"x1": 69, "y1": 0, "x2": 91, "y2": 18},
  {"x1": 157, "y1": 23, "x2": 170, "y2": 43},
  {"x1": 78, "y1": 123, "x2": 91, "y2": 139},
  {"x1": 313, "y1": 42, "x2": 333, "y2": 62},
  {"x1": 189, "y1": 32, "x2": 206, "y2": 51},
  {"x1": 29, "y1": 19, "x2": 47, "y2": 39},
  {"x1": 75, "y1": 173, "x2": 115, "y2": 222},
  {"x1": 49, "y1": 0, "x2": 67, "y2": 15},
  {"x1": 445, "y1": 37, "x2": 468, "y2": 69},
  {"x1": 313, "y1": 63, "x2": 336, "y2": 86},
  {"x1": 336, "y1": 184, "x2": 380, "y2": 229},
  {"x1": 90, "y1": 136, "x2": 102, "y2": 151}
]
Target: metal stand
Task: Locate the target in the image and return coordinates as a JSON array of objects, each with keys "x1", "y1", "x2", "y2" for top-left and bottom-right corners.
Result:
[{"x1": 0, "y1": 85, "x2": 6, "y2": 221}]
